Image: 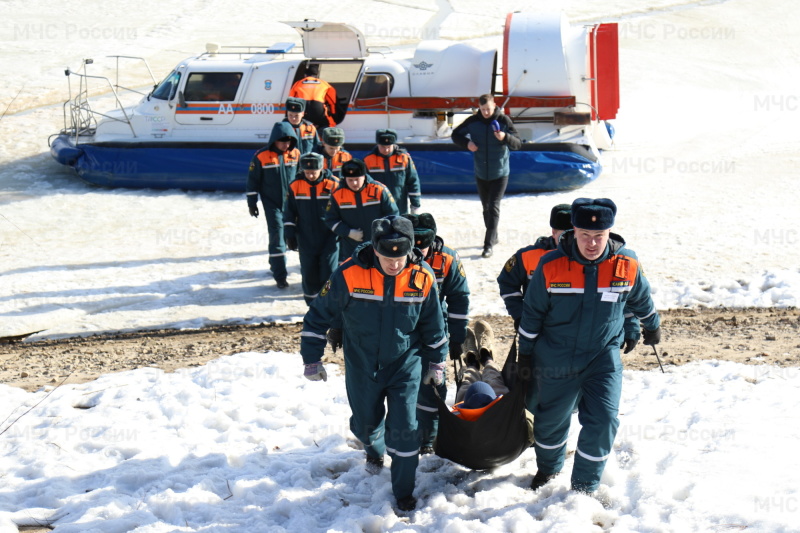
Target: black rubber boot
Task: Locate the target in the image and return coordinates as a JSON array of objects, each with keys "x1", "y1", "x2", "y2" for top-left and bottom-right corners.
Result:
[{"x1": 530, "y1": 471, "x2": 559, "y2": 491}]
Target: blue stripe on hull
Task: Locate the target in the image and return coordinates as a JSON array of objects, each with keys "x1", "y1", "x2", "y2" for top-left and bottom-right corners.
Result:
[{"x1": 50, "y1": 135, "x2": 601, "y2": 193}]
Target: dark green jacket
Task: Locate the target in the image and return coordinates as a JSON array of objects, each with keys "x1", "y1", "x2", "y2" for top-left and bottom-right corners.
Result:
[
  {"x1": 498, "y1": 235, "x2": 558, "y2": 321},
  {"x1": 518, "y1": 231, "x2": 660, "y2": 375},
  {"x1": 284, "y1": 169, "x2": 338, "y2": 250},
  {"x1": 424, "y1": 237, "x2": 470, "y2": 344},
  {"x1": 501, "y1": 234, "x2": 642, "y2": 338},
  {"x1": 324, "y1": 175, "x2": 399, "y2": 257},
  {"x1": 246, "y1": 122, "x2": 299, "y2": 207},
  {"x1": 363, "y1": 146, "x2": 421, "y2": 214},
  {"x1": 283, "y1": 117, "x2": 319, "y2": 155},
  {"x1": 300, "y1": 244, "x2": 449, "y2": 375}
]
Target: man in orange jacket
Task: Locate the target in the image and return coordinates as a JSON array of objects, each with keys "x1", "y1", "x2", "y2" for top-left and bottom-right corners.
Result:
[{"x1": 289, "y1": 64, "x2": 337, "y2": 130}]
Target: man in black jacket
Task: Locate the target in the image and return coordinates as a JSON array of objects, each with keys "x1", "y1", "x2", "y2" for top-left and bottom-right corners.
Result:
[{"x1": 452, "y1": 94, "x2": 521, "y2": 258}]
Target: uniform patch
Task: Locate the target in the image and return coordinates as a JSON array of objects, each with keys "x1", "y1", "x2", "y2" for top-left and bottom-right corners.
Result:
[
  {"x1": 248, "y1": 161, "x2": 255, "y2": 172},
  {"x1": 504, "y1": 255, "x2": 516, "y2": 273},
  {"x1": 549, "y1": 282, "x2": 571, "y2": 288},
  {"x1": 610, "y1": 280, "x2": 631, "y2": 288},
  {"x1": 458, "y1": 262, "x2": 466, "y2": 278},
  {"x1": 403, "y1": 291, "x2": 423, "y2": 298},
  {"x1": 320, "y1": 280, "x2": 331, "y2": 297},
  {"x1": 353, "y1": 288, "x2": 375, "y2": 295}
]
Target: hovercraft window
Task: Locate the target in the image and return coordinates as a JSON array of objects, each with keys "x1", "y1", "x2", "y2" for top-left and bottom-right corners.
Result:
[
  {"x1": 151, "y1": 70, "x2": 181, "y2": 101},
  {"x1": 183, "y1": 73, "x2": 243, "y2": 102},
  {"x1": 356, "y1": 73, "x2": 394, "y2": 99}
]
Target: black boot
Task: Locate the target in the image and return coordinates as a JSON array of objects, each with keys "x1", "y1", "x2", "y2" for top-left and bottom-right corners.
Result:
[
  {"x1": 530, "y1": 471, "x2": 559, "y2": 491},
  {"x1": 396, "y1": 495, "x2": 417, "y2": 511},
  {"x1": 365, "y1": 454, "x2": 384, "y2": 475}
]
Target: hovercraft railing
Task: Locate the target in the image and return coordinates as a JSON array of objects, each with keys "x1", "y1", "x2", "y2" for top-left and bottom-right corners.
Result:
[{"x1": 61, "y1": 56, "x2": 158, "y2": 143}]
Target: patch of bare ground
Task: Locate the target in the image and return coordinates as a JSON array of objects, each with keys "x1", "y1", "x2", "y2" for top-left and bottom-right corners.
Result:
[{"x1": 2, "y1": 308, "x2": 799, "y2": 392}]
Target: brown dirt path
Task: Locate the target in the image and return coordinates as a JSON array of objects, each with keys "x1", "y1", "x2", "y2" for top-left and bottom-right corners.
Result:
[{"x1": 2, "y1": 308, "x2": 799, "y2": 392}]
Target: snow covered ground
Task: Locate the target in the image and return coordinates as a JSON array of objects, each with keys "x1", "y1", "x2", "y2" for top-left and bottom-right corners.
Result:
[
  {"x1": 2, "y1": 356, "x2": 798, "y2": 532},
  {"x1": 1, "y1": 0, "x2": 800, "y2": 530}
]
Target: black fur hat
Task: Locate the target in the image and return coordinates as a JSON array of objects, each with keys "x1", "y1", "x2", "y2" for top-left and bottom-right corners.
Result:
[
  {"x1": 549, "y1": 204, "x2": 572, "y2": 230},
  {"x1": 372, "y1": 216, "x2": 414, "y2": 258},
  {"x1": 571, "y1": 198, "x2": 617, "y2": 230},
  {"x1": 376, "y1": 128, "x2": 398, "y2": 146},
  {"x1": 402, "y1": 213, "x2": 437, "y2": 249},
  {"x1": 341, "y1": 159, "x2": 367, "y2": 178}
]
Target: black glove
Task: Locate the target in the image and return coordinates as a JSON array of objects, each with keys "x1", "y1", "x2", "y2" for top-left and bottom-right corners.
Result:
[
  {"x1": 621, "y1": 337, "x2": 639, "y2": 354},
  {"x1": 513, "y1": 317, "x2": 521, "y2": 331},
  {"x1": 448, "y1": 340, "x2": 463, "y2": 361},
  {"x1": 642, "y1": 327, "x2": 661, "y2": 346},
  {"x1": 326, "y1": 328, "x2": 343, "y2": 353},
  {"x1": 286, "y1": 235, "x2": 298, "y2": 251},
  {"x1": 247, "y1": 195, "x2": 259, "y2": 218},
  {"x1": 518, "y1": 352, "x2": 533, "y2": 380}
]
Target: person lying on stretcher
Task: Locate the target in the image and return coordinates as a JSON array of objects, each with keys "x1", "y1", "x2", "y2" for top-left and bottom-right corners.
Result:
[
  {"x1": 451, "y1": 347, "x2": 530, "y2": 420},
  {"x1": 451, "y1": 344, "x2": 508, "y2": 419}
]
